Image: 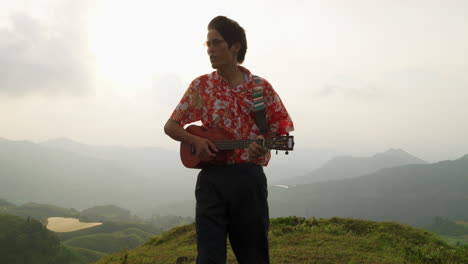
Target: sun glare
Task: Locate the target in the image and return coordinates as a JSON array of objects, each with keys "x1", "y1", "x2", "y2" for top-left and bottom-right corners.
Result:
[
  {"x1": 89, "y1": 1, "x2": 165, "y2": 86},
  {"x1": 88, "y1": 1, "x2": 215, "y2": 88}
]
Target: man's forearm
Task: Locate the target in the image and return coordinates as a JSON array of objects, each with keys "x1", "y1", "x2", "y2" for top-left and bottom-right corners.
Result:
[{"x1": 164, "y1": 119, "x2": 199, "y2": 145}]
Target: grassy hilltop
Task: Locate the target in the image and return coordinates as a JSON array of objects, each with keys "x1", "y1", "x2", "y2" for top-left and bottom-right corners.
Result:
[{"x1": 96, "y1": 217, "x2": 468, "y2": 264}]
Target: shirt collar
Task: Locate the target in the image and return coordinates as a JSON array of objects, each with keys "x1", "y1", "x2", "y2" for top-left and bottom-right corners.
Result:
[{"x1": 211, "y1": 66, "x2": 254, "y2": 92}]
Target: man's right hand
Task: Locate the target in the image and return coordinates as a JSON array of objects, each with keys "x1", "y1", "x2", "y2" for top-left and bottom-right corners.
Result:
[
  {"x1": 192, "y1": 137, "x2": 218, "y2": 161},
  {"x1": 164, "y1": 119, "x2": 218, "y2": 161}
]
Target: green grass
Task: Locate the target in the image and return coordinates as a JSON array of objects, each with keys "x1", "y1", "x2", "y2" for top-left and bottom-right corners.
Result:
[
  {"x1": 95, "y1": 217, "x2": 468, "y2": 264},
  {"x1": 63, "y1": 228, "x2": 151, "y2": 254},
  {"x1": 66, "y1": 246, "x2": 107, "y2": 263}
]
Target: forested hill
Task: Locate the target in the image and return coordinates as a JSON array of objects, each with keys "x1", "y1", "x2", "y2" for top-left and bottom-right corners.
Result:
[
  {"x1": 1, "y1": 200, "x2": 194, "y2": 264},
  {"x1": 269, "y1": 154, "x2": 468, "y2": 226},
  {"x1": 0, "y1": 214, "x2": 82, "y2": 264},
  {"x1": 95, "y1": 217, "x2": 468, "y2": 264}
]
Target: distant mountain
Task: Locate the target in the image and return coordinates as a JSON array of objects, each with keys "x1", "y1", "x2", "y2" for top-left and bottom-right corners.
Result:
[
  {"x1": 40, "y1": 137, "x2": 180, "y2": 180},
  {"x1": 0, "y1": 137, "x2": 196, "y2": 217},
  {"x1": 281, "y1": 148, "x2": 426, "y2": 185},
  {"x1": 6, "y1": 202, "x2": 79, "y2": 221},
  {"x1": 43, "y1": 137, "x2": 308, "y2": 185},
  {"x1": 269, "y1": 154, "x2": 468, "y2": 226},
  {"x1": 0, "y1": 137, "x2": 314, "y2": 217}
]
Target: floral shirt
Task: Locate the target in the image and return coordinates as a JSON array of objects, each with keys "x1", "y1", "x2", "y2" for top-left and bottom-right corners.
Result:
[{"x1": 170, "y1": 66, "x2": 294, "y2": 166}]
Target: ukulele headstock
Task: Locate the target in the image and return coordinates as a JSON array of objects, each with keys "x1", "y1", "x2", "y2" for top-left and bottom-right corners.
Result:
[{"x1": 265, "y1": 133, "x2": 294, "y2": 152}]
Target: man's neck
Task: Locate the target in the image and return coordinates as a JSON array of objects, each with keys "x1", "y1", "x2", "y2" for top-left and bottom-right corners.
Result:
[{"x1": 217, "y1": 64, "x2": 244, "y2": 87}]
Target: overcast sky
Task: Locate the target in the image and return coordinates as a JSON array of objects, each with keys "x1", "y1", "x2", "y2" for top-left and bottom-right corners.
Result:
[{"x1": 1, "y1": 0, "x2": 467, "y2": 163}]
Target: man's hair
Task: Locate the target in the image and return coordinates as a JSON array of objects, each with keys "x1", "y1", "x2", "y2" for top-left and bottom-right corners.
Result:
[{"x1": 208, "y1": 16, "x2": 247, "y2": 64}]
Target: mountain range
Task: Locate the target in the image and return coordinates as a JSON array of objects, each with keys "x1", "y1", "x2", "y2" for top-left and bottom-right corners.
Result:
[
  {"x1": 269, "y1": 154, "x2": 468, "y2": 226},
  {"x1": 279, "y1": 148, "x2": 426, "y2": 185},
  {"x1": 1, "y1": 136, "x2": 467, "y2": 226},
  {"x1": 0, "y1": 137, "x2": 195, "y2": 216}
]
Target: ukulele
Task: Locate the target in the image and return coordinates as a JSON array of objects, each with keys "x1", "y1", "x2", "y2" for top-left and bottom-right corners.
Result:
[{"x1": 180, "y1": 125, "x2": 294, "y2": 168}]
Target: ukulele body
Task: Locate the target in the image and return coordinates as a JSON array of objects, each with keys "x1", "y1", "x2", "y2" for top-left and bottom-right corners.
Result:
[{"x1": 180, "y1": 125, "x2": 230, "y2": 168}]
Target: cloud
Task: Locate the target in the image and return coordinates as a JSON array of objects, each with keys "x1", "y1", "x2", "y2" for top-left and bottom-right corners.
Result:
[
  {"x1": 319, "y1": 76, "x2": 381, "y2": 99},
  {"x1": 0, "y1": 2, "x2": 93, "y2": 97},
  {"x1": 383, "y1": 69, "x2": 467, "y2": 92}
]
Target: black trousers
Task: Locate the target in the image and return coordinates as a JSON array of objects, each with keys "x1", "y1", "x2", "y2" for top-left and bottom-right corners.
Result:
[{"x1": 195, "y1": 163, "x2": 270, "y2": 264}]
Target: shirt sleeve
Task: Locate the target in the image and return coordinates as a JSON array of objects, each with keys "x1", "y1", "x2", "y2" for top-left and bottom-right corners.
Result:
[
  {"x1": 263, "y1": 80, "x2": 294, "y2": 135},
  {"x1": 169, "y1": 78, "x2": 203, "y2": 126}
]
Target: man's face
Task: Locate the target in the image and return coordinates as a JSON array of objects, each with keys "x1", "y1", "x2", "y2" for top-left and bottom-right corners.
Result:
[{"x1": 206, "y1": 29, "x2": 238, "y2": 69}]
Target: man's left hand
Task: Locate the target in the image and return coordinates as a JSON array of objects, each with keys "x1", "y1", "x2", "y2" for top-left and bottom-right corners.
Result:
[{"x1": 248, "y1": 135, "x2": 269, "y2": 159}]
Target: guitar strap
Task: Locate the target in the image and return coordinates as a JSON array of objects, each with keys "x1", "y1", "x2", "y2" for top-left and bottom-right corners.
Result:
[{"x1": 252, "y1": 75, "x2": 268, "y2": 135}]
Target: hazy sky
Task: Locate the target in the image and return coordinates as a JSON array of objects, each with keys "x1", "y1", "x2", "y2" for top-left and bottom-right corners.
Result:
[{"x1": 1, "y1": 0, "x2": 467, "y2": 162}]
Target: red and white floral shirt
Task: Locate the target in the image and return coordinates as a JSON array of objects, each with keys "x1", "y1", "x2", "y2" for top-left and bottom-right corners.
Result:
[{"x1": 170, "y1": 66, "x2": 294, "y2": 166}]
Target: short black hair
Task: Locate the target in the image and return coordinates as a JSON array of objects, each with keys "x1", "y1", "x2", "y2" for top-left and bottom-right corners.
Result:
[{"x1": 208, "y1": 16, "x2": 247, "y2": 64}]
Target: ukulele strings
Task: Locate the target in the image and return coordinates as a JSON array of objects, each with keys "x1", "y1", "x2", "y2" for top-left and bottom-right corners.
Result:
[{"x1": 213, "y1": 139, "x2": 275, "y2": 150}]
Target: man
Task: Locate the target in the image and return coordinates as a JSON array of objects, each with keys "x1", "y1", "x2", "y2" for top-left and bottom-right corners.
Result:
[{"x1": 164, "y1": 16, "x2": 294, "y2": 264}]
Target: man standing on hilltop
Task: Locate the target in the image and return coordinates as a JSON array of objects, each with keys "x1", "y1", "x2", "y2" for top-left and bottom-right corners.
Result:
[{"x1": 164, "y1": 16, "x2": 294, "y2": 264}]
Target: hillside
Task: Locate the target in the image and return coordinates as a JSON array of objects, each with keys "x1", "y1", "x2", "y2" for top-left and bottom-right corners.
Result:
[
  {"x1": 269, "y1": 154, "x2": 468, "y2": 226},
  {"x1": 96, "y1": 217, "x2": 468, "y2": 264},
  {"x1": 282, "y1": 148, "x2": 426, "y2": 185},
  {"x1": 80, "y1": 205, "x2": 135, "y2": 222}
]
